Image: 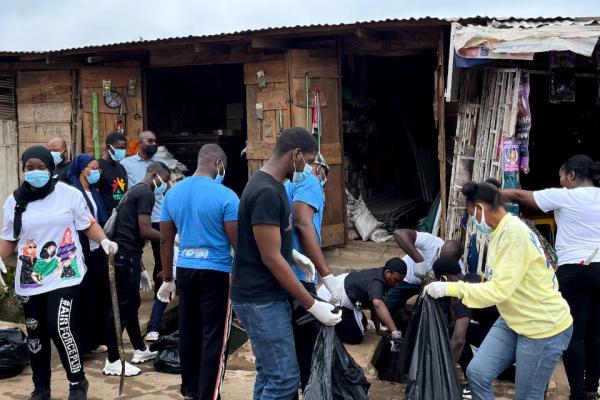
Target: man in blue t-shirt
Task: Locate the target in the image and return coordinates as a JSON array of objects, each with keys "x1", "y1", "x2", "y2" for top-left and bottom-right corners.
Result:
[
  {"x1": 284, "y1": 153, "x2": 345, "y2": 392},
  {"x1": 156, "y1": 144, "x2": 239, "y2": 400}
]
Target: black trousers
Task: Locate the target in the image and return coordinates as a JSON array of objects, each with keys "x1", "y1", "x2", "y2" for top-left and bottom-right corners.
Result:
[
  {"x1": 150, "y1": 222, "x2": 162, "y2": 293},
  {"x1": 79, "y1": 246, "x2": 109, "y2": 353},
  {"x1": 290, "y1": 281, "x2": 320, "y2": 392},
  {"x1": 177, "y1": 268, "x2": 232, "y2": 400},
  {"x1": 22, "y1": 285, "x2": 85, "y2": 387},
  {"x1": 335, "y1": 307, "x2": 367, "y2": 345},
  {"x1": 557, "y1": 262, "x2": 600, "y2": 400},
  {"x1": 106, "y1": 254, "x2": 146, "y2": 363}
]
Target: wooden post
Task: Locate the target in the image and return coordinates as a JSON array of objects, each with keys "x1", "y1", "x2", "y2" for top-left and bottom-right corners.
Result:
[{"x1": 437, "y1": 30, "x2": 447, "y2": 239}]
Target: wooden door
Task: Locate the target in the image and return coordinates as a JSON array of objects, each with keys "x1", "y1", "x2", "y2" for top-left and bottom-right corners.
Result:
[{"x1": 243, "y1": 49, "x2": 346, "y2": 247}]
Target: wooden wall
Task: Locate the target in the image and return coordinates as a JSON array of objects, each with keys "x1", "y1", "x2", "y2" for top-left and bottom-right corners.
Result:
[{"x1": 81, "y1": 64, "x2": 143, "y2": 154}]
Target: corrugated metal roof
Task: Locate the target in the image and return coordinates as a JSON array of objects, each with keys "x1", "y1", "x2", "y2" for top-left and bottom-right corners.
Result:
[{"x1": 0, "y1": 16, "x2": 596, "y2": 56}]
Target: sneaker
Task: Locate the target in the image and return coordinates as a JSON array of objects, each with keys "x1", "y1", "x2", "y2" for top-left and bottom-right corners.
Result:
[
  {"x1": 131, "y1": 346, "x2": 158, "y2": 364},
  {"x1": 462, "y1": 383, "x2": 472, "y2": 400},
  {"x1": 68, "y1": 378, "x2": 88, "y2": 400},
  {"x1": 144, "y1": 331, "x2": 160, "y2": 342},
  {"x1": 29, "y1": 387, "x2": 51, "y2": 400},
  {"x1": 103, "y1": 359, "x2": 141, "y2": 377},
  {"x1": 89, "y1": 345, "x2": 108, "y2": 354}
]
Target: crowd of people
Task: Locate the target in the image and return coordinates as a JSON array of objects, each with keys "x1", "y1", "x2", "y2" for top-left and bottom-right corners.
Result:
[{"x1": 0, "y1": 126, "x2": 598, "y2": 400}]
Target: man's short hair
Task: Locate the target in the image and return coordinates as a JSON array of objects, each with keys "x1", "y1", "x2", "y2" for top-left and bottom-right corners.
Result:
[
  {"x1": 106, "y1": 132, "x2": 127, "y2": 146},
  {"x1": 147, "y1": 161, "x2": 170, "y2": 176},
  {"x1": 274, "y1": 127, "x2": 317, "y2": 156},
  {"x1": 432, "y1": 256, "x2": 462, "y2": 277},
  {"x1": 384, "y1": 257, "x2": 407, "y2": 275}
]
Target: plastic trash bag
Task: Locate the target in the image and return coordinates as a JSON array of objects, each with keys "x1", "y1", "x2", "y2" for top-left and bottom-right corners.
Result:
[
  {"x1": 0, "y1": 328, "x2": 29, "y2": 378},
  {"x1": 304, "y1": 326, "x2": 370, "y2": 400},
  {"x1": 149, "y1": 331, "x2": 180, "y2": 374},
  {"x1": 404, "y1": 296, "x2": 462, "y2": 400}
]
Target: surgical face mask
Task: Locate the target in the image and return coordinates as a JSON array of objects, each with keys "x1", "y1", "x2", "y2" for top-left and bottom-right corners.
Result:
[
  {"x1": 292, "y1": 153, "x2": 311, "y2": 184},
  {"x1": 87, "y1": 169, "x2": 101, "y2": 185},
  {"x1": 51, "y1": 151, "x2": 63, "y2": 166},
  {"x1": 144, "y1": 144, "x2": 158, "y2": 157},
  {"x1": 214, "y1": 159, "x2": 225, "y2": 184},
  {"x1": 471, "y1": 204, "x2": 493, "y2": 235},
  {"x1": 110, "y1": 145, "x2": 126, "y2": 162},
  {"x1": 24, "y1": 170, "x2": 51, "y2": 188},
  {"x1": 153, "y1": 174, "x2": 167, "y2": 195}
]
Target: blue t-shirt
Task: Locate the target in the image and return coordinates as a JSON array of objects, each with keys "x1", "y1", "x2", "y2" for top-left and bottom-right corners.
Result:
[
  {"x1": 160, "y1": 176, "x2": 239, "y2": 273},
  {"x1": 121, "y1": 154, "x2": 165, "y2": 223},
  {"x1": 285, "y1": 175, "x2": 324, "y2": 283}
]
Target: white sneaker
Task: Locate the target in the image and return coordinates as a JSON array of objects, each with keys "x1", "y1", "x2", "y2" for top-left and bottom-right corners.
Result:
[
  {"x1": 131, "y1": 346, "x2": 158, "y2": 364},
  {"x1": 103, "y1": 359, "x2": 141, "y2": 377},
  {"x1": 144, "y1": 331, "x2": 160, "y2": 342}
]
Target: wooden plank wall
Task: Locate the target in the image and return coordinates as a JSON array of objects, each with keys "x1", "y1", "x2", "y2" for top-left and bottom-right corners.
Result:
[
  {"x1": 81, "y1": 64, "x2": 143, "y2": 154},
  {"x1": 17, "y1": 70, "x2": 73, "y2": 157},
  {"x1": 0, "y1": 120, "x2": 19, "y2": 221}
]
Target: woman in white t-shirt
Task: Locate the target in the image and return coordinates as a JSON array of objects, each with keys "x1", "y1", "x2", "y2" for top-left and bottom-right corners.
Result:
[
  {"x1": 503, "y1": 154, "x2": 600, "y2": 400},
  {"x1": 67, "y1": 154, "x2": 109, "y2": 356},
  {"x1": 0, "y1": 146, "x2": 118, "y2": 400}
]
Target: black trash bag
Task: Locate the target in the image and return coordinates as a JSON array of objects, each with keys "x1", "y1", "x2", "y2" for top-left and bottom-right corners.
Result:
[
  {"x1": 404, "y1": 295, "x2": 462, "y2": 400},
  {"x1": 304, "y1": 326, "x2": 370, "y2": 400},
  {"x1": 0, "y1": 328, "x2": 29, "y2": 378},
  {"x1": 149, "y1": 331, "x2": 180, "y2": 374}
]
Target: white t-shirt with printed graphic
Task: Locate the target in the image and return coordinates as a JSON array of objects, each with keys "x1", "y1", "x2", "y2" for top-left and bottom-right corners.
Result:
[{"x1": 2, "y1": 182, "x2": 95, "y2": 296}]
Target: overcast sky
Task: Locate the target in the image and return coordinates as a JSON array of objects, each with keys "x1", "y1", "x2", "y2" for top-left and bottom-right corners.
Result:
[{"x1": 1, "y1": 0, "x2": 599, "y2": 51}]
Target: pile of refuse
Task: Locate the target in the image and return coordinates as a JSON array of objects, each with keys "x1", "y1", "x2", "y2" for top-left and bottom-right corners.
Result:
[
  {"x1": 156, "y1": 146, "x2": 188, "y2": 182},
  {"x1": 346, "y1": 189, "x2": 393, "y2": 243}
]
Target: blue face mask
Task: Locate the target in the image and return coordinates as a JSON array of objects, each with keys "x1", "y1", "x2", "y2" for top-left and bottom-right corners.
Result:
[
  {"x1": 214, "y1": 160, "x2": 225, "y2": 184},
  {"x1": 110, "y1": 145, "x2": 126, "y2": 162},
  {"x1": 87, "y1": 170, "x2": 101, "y2": 185},
  {"x1": 154, "y1": 175, "x2": 167, "y2": 195},
  {"x1": 51, "y1": 151, "x2": 63, "y2": 166},
  {"x1": 292, "y1": 154, "x2": 312, "y2": 184},
  {"x1": 24, "y1": 170, "x2": 51, "y2": 188},
  {"x1": 471, "y1": 204, "x2": 493, "y2": 235}
]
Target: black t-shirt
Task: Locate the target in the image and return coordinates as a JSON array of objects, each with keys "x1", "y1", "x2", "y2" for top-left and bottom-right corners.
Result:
[
  {"x1": 112, "y1": 183, "x2": 154, "y2": 258},
  {"x1": 98, "y1": 158, "x2": 128, "y2": 213},
  {"x1": 55, "y1": 161, "x2": 71, "y2": 184},
  {"x1": 344, "y1": 267, "x2": 387, "y2": 309},
  {"x1": 231, "y1": 171, "x2": 292, "y2": 303}
]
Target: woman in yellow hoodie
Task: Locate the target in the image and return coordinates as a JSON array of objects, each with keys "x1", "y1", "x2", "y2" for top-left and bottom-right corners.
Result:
[{"x1": 424, "y1": 181, "x2": 572, "y2": 400}]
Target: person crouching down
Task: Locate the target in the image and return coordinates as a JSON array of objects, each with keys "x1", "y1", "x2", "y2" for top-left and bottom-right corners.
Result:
[{"x1": 318, "y1": 257, "x2": 406, "y2": 347}]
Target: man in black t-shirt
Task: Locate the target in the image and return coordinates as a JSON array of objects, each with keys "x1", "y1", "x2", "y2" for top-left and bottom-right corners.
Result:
[
  {"x1": 231, "y1": 127, "x2": 342, "y2": 399},
  {"x1": 103, "y1": 161, "x2": 171, "y2": 378},
  {"x1": 318, "y1": 258, "x2": 406, "y2": 345},
  {"x1": 47, "y1": 136, "x2": 71, "y2": 183},
  {"x1": 98, "y1": 132, "x2": 128, "y2": 213}
]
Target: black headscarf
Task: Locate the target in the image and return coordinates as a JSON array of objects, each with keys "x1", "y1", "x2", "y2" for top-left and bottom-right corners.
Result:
[{"x1": 12, "y1": 146, "x2": 57, "y2": 239}]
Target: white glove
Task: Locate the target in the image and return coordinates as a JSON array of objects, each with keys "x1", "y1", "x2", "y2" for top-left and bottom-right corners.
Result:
[
  {"x1": 0, "y1": 257, "x2": 7, "y2": 290},
  {"x1": 423, "y1": 281, "x2": 448, "y2": 299},
  {"x1": 100, "y1": 239, "x2": 119, "y2": 256},
  {"x1": 322, "y1": 274, "x2": 344, "y2": 305},
  {"x1": 157, "y1": 281, "x2": 176, "y2": 303},
  {"x1": 292, "y1": 249, "x2": 316, "y2": 282},
  {"x1": 307, "y1": 300, "x2": 342, "y2": 326},
  {"x1": 414, "y1": 261, "x2": 429, "y2": 278},
  {"x1": 140, "y1": 270, "x2": 153, "y2": 291},
  {"x1": 390, "y1": 330, "x2": 403, "y2": 352}
]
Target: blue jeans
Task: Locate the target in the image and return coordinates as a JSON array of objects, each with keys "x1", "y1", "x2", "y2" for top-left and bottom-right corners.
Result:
[
  {"x1": 467, "y1": 317, "x2": 573, "y2": 400},
  {"x1": 233, "y1": 301, "x2": 299, "y2": 400},
  {"x1": 147, "y1": 299, "x2": 167, "y2": 333},
  {"x1": 384, "y1": 281, "x2": 421, "y2": 315}
]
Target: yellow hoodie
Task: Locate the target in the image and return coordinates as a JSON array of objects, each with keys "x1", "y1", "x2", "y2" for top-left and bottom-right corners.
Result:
[{"x1": 447, "y1": 214, "x2": 572, "y2": 339}]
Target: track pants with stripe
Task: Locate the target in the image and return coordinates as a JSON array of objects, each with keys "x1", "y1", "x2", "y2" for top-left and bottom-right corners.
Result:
[
  {"x1": 177, "y1": 267, "x2": 232, "y2": 400},
  {"x1": 21, "y1": 285, "x2": 85, "y2": 388}
]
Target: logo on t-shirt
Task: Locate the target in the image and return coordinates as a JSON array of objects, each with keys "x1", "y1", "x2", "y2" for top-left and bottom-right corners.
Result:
[{"x1": 111, "y1": 177, "x2": 126, "y2": 201}]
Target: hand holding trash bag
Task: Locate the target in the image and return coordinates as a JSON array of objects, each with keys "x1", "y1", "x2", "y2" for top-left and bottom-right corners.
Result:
[
  {"x1": 390, "y1": 330, "x2": 402, "y2": 352},
  {"x1": 307, "y1": 300, "x2": 342, "y2": 326},
  {"x1": 322, "y1": 274, "x2": 344, "y2": 305},
  {"x1": 422, "y1": 281, "x2": 448, "y2": 299}
]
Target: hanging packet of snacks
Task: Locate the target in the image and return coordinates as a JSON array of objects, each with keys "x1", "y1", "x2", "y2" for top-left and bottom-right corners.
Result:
[
  {"x1": 502, "y1": 138, "x2": 520, "y2": 215},
  {"x1": 516, "y1": 72, "x2": 532, "y2": 174}
]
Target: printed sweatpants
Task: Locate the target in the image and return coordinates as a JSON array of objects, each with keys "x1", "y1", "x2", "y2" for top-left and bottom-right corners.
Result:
[
  {"x1": 177, "y1": 268, "x2": 232, "y2": 400},
  {"x1": 21, "y1": 284, "x2": 85, "y2": 388}
]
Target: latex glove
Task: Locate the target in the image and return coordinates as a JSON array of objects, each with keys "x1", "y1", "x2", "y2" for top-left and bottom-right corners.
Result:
[
  {"x1": 390, "y1": 330, "x2": 403, "y2": 352},
  {"x1": 307, "y1": 300, "x2": 342, "y2": 326},
  {"x1": 292, "y1": 249, "x2": 316, "y2": 282},
  {"x1": 157, "y1": 281, "x2": 176, "y2": 303},
  {"x1": 140, "y1": 270, "x2": 153, "y2": 291},
  {"x1": 414, "y1": 261, "x2": 429, "y2": 278},
  {"x1": 423, "y1": 281, "x2": 448, "y2": 299},
  {"x1": 322, "y1": 274, "x2": 344, "y2": 305},
  {"x1": 0, "y1": 257, "x2": 7, "y2": 290},
  {"x1": 100, "y1": 239, "x2": 119, "y2": 256}
]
